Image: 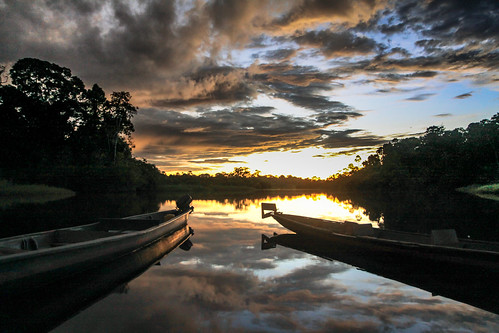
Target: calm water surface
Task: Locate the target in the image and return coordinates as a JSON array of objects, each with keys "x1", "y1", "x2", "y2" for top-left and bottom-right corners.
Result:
[{"x1": 1, "y1": 193, "x2": 498, "y2": 332}]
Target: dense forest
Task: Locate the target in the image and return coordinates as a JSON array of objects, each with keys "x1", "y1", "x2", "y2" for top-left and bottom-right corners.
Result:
[
  {"x1": 330, "y1": 113, "x2": 499, "y2": 192},
  {"x1": 0, "y1": 58, "x2": 163, "y2": 192}
]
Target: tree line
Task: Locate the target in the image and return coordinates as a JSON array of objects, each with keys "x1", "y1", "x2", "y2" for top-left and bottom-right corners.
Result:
[
  {"x1": 330, "y1": 113, "x2": 499, "y2": 192},
  {"x1": 0, "y1": 58, "x2": 162, "y2": 192},
  {"x1": 163, "y1": 167, "x2": 331, "y2": 192}
]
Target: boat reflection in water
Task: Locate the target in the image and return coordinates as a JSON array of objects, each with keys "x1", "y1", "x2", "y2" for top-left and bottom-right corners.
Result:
[
  {"x1": 262, "y1": 232, "x2": 499, "y2": 316},
  {"x1": 0, "y1": 224, "x2": 194, "y2": 332}
]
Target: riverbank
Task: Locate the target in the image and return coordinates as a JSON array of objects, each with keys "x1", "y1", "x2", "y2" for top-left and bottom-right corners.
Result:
[{"x1": 0, "y1": 179, "x2": 75, "y2": 208}]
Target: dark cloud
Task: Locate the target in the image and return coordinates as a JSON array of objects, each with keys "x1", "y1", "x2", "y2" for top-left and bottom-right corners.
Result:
[
  {"x1": 318, "y1": 129, "x2": 387, "y2": 149},
  {"x1": 233, "y1": 106, "x2": 275, "y2": 114},
  {"x1": 0, "y1": 0, "x2": 211, "y2": 92},
  {"x1": 375, "y1": 71, "x2": 438, "y2": 83},
  {"x1": 262, "y1": 48, "x2": 299, "y2": 62},
  {"x1": 405, "y1": 93, "x2": 436, "y2": 101},
  {"x1": 314, "y1": 147, "x2": 376, "y2": 158},
  {"x1": 372, "y1": 0, "x2": 499, "y2": 49},
  {"x1": 455, "y1": 92, "x2": 473, "y2": 99},
  {"x1": 250, "y1": 64, "x2": 351, "y2": 113},
  {"x1": 410, "y1": 1, "x2": 499, "y2": 46},
  {"x1": 373, "y1": 86, "x2": 424, "y2": 95},
  {"x1": 434, "y1": 113, "x2": 452, "y2": 118},
  {"x1": 272, "y1": 0, "x2": 385, "y2": 29},
  {"x1": 293, "y1": 30, "x2": 382, "y2": 57},
  {"x1": 274, "y1": 90, "x2": 351, "y2": 112},
  {"x1": 189, "y1": 158, "x2": 245, "y2": 165},
  {"x1": 253, "y1": 63, "x2": 342, "y2": 88},
  {"x1": 151, "y1": 66, "x2": 259, "y2": 108}
]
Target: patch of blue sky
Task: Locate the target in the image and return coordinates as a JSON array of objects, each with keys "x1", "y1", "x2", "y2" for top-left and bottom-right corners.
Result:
[
  {"x1": 174, "y1": 0, "x2": 197, "y2": 27},
  {"x1": 331, "y1": 267, "x2": 388, "y2": 295},
  {"x1": 333, "y1": 73, "x2": 496, "y2": 138},
  {"x1": 224, "y1": 48, "x2": 257, "y2": 68},
  {"x1": 251, "y1": 254, "x2": 323, "y2": 280},
  {"x1": 369, "y1": 10, "x2": 426, "y2": 55}
]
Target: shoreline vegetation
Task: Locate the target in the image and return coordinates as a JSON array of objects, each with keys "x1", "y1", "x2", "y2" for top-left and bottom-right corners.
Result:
[
  {"x1": 1, "y1": 58, "x2": 498, "y2": 199},
  {"x1": 457, "y1": 184, "x2": 499, "y2": 201},
  {"x1": 0, "y1": 179, "x2": 75, "y2": 208}
]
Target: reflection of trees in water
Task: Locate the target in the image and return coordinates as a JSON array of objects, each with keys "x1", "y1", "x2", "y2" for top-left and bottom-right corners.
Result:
[{"x1": 337, "y1": 190, "x2": 499, "y2": 241}]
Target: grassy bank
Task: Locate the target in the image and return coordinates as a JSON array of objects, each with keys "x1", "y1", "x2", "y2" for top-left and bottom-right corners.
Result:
[
  {"x1": 457, "y1": 184, "x2": 499, "y2": 201},
  {"x1": 0, "y1": 179, "x2": 75, "y2": 208}
]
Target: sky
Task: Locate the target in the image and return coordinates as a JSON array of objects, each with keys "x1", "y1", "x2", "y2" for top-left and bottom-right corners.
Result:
[{"x1": 1, "y1": 0, "x2": 498, "y2": 178}]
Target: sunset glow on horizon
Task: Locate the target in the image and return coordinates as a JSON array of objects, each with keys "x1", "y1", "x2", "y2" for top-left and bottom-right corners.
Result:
[{"x1": 2, "y1": 1, "x2": 498, "y2": 179}]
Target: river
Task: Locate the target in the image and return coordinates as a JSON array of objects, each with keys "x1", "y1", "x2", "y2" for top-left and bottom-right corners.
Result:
[{"x1": 1, "y1": 191, "x2": 498, "y2": 332}]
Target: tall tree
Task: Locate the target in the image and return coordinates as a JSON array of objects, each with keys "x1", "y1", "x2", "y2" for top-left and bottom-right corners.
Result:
[{"x1": 104, "y1": 91, "x2": 138, "y2": 162}]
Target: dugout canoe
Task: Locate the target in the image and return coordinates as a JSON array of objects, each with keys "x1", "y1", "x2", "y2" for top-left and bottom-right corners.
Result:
[
  {"x1": 0, "y1": 195, "x2": 194, "y2": 294},
  {"x1": 261, "y1": 202, "x2": 499, "y2": 272}
]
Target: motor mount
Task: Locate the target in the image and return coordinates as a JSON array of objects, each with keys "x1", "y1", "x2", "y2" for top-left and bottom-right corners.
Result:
[{"x1": 176, "y1": 194, "x2": 193, "y2": 213}]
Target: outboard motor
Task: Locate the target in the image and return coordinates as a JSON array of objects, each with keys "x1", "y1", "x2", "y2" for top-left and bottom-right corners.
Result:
[{"x1": 176, "y1": 194, "x2": 193, "y2": 213}]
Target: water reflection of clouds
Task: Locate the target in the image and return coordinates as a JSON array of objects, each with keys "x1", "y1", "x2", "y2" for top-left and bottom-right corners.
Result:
[
  {"x1": 54, "y1": 195, "x2": 499, "y2": 332},
  {"x1": 114, "y1": 265, "x2": 495, "y2": 332}
]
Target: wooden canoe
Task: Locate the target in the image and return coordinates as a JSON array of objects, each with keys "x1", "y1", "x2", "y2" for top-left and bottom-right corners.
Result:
[
  {"x1": 0, "y1": 195, "x2": 194, "y2": 294},
  {"x1": 1, "y1": 223, "x2": 194, "y2": 332},
  {"x1": 261, "y1": 203, "x2": 499, "y2": 272}
]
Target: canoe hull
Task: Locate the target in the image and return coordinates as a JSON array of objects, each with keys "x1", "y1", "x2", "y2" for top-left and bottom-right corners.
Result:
[
  {"x1": 270, "y1": 213, "x2": 499, "y2": 273},
  {"x1": 0, "y1": 209, "x2": 192, "y2": 294}
]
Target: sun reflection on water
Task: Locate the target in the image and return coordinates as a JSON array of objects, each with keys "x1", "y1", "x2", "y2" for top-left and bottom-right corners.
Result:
[{"x1": 159, "y1": 193, "x2": 376, "y2": 226}]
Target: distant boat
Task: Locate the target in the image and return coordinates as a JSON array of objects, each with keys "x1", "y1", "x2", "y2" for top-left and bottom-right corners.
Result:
[
  {"x1": 0, "y1": 195, "x2": 194, "y2": 294},
  {"x1": 261, "y1": 203, "x2": 499, "y2": 273}
]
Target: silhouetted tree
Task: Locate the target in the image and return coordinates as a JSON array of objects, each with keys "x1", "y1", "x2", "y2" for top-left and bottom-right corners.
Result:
[
  {"x1": 104, "y1": 91, "x2": 137, "y2": 162},
  {"x1": 0, "y1": 58, "x2": 154, "y2": 191},
  {"x1": 331, "y1": 113, "x2": 499, "y2": 191}
]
